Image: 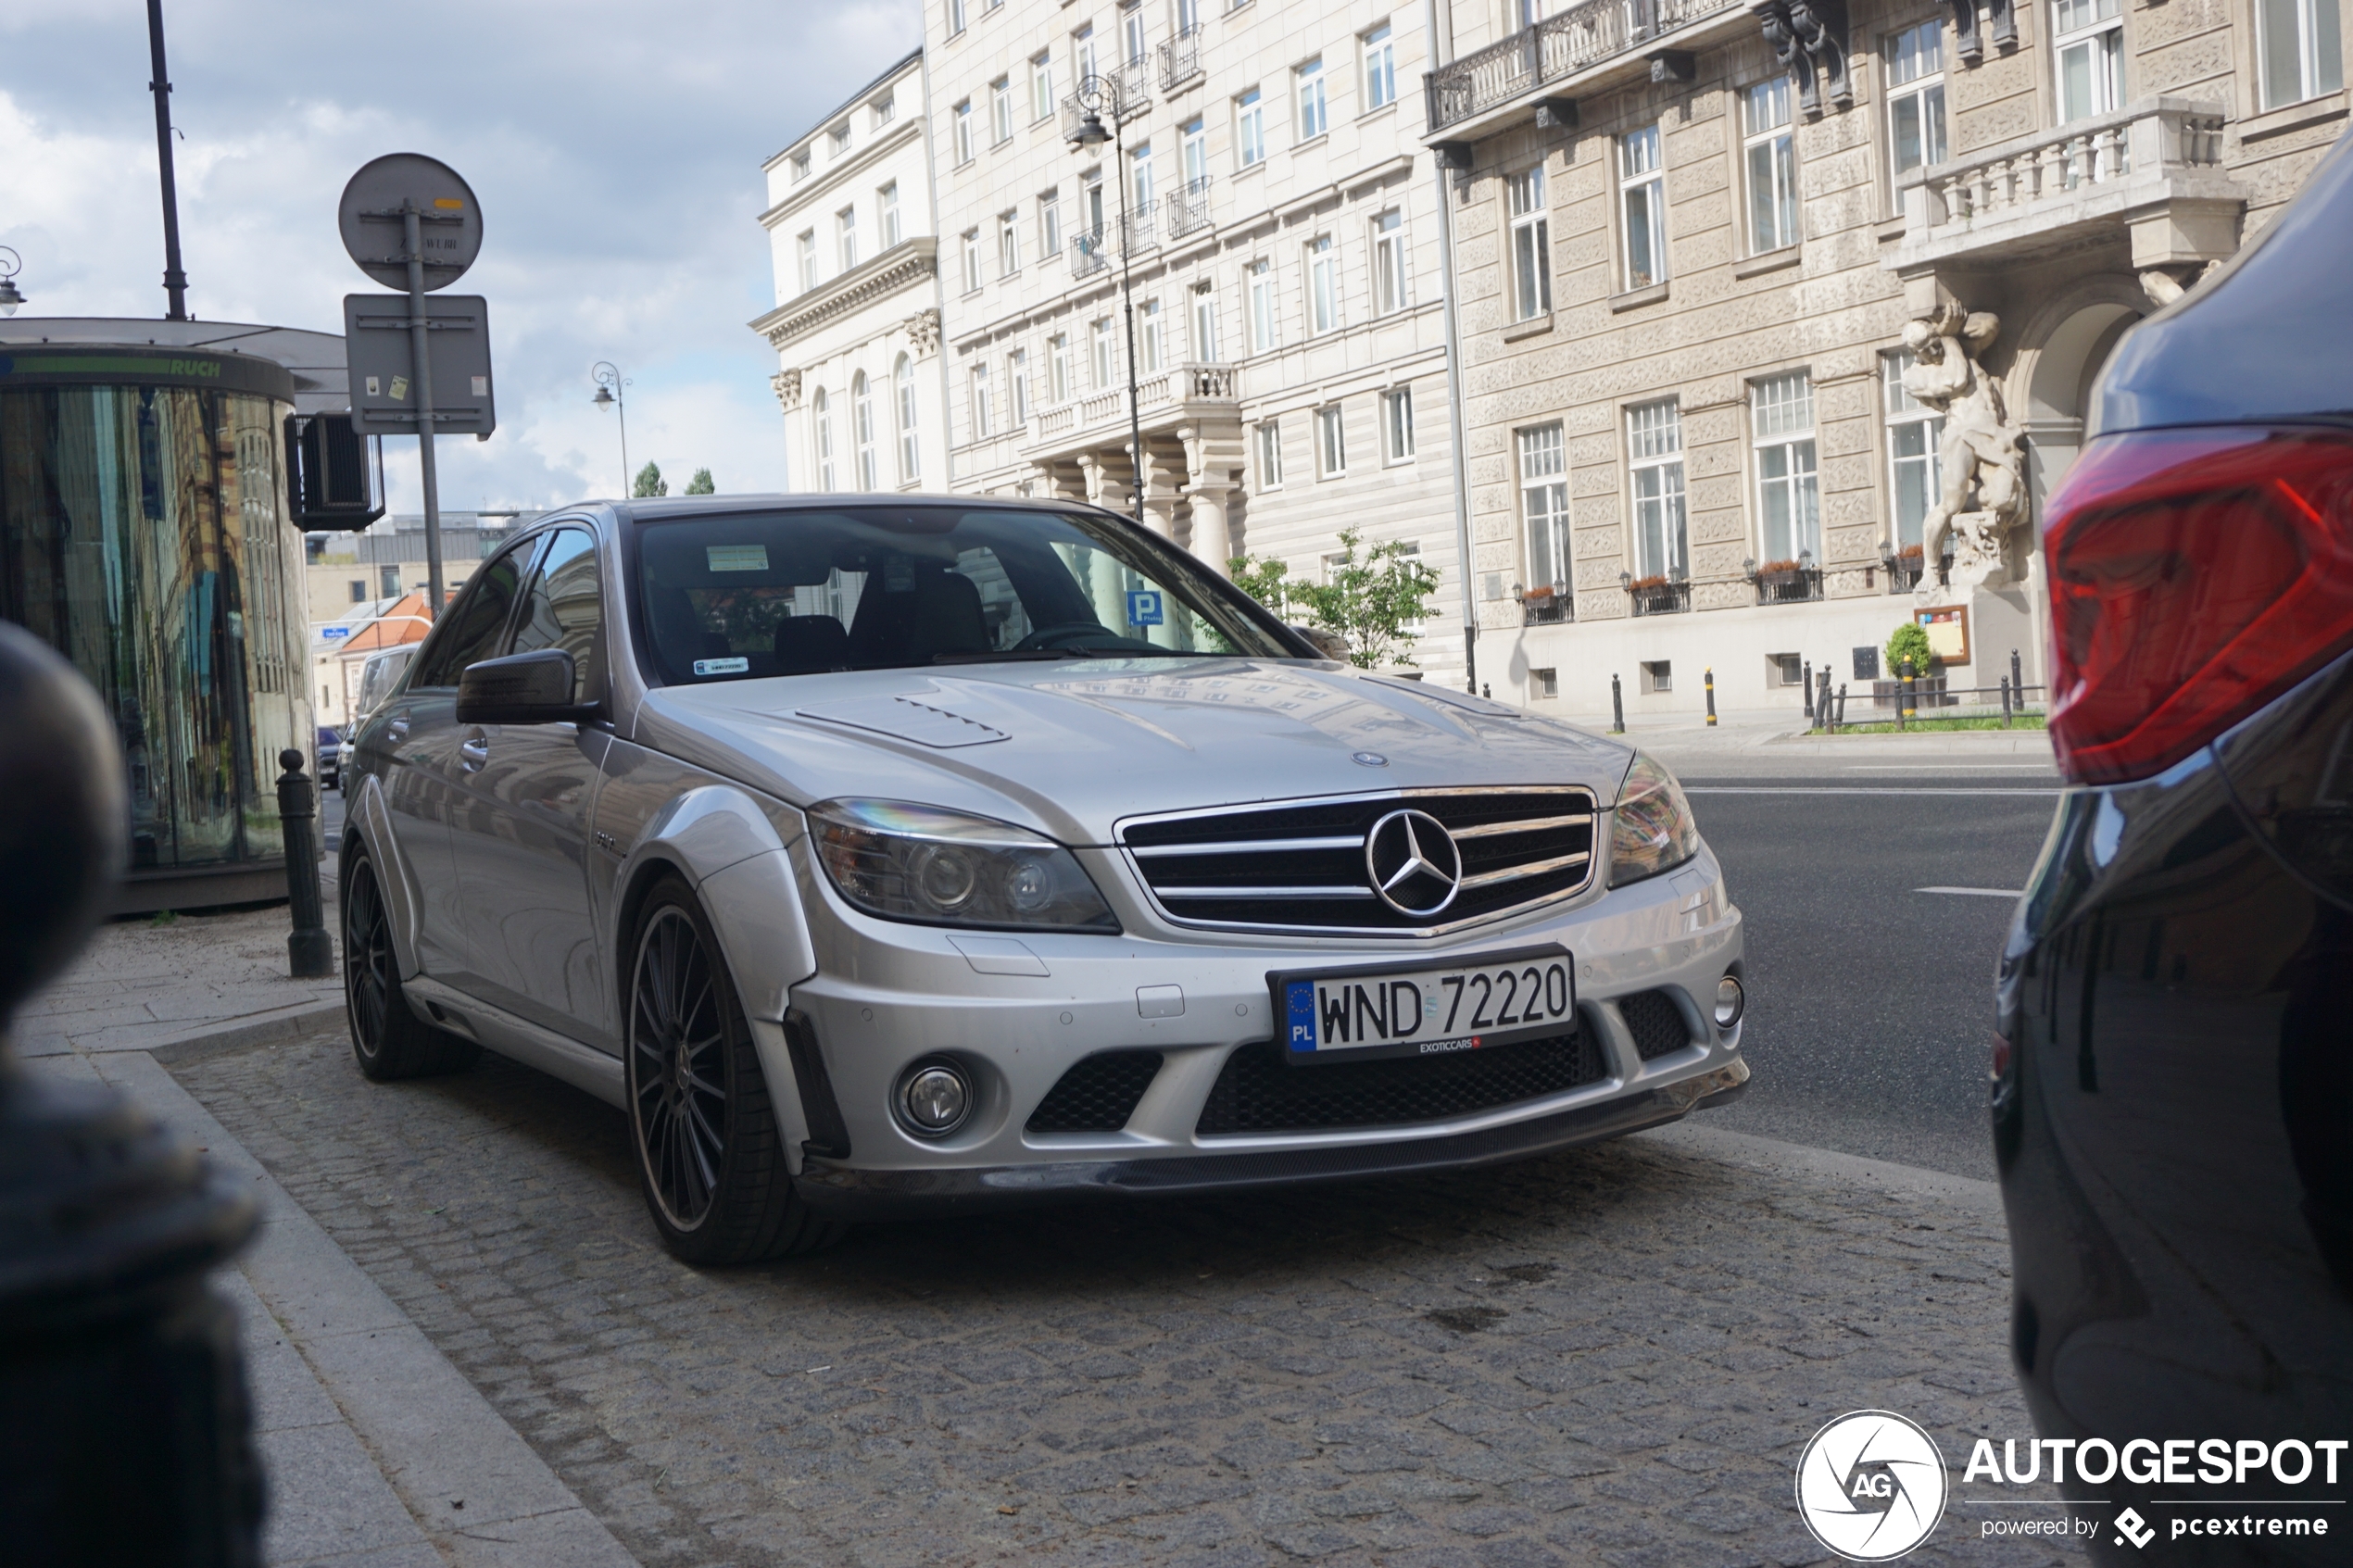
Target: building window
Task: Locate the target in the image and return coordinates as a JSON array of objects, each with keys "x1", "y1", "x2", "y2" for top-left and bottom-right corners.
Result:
[
  {"x1": 1030, "y1": 51, "x2": 1055, "y2": 122},
  {"x1": 998, "y1": 210, "x2": 1020, "y2": 275},
  {"x1": 1181, "y1": 117, "x2": 1209, "y2": 190},
  {"x1": 813, "y1": 388, "x2": 835, "y2": 491},
  {"x1": 2054, "y1": 0, "x2": 2125, "y2": 120},
  {"x1": 348, "y1": 579, "x2": 368, "y2": 603},
  {"x1": 1178, "y1": 0, "x2": 1201, "y2": 34},
  {"x1": 2259, "y1": 0, "x2": 2344, "y2": 107},
  {"x1": 796, "y1": 230, "x2": 818, "y2": 292},
  {"x1": 1237, "y1": 88, "x2": 1265, "y2": 168},
  {"x1": 1248, "y1": 258, "x2": 1277, "y2": 351},
  {"x1": 1886, "y1": 21, "x2": 1948, "y2": 194},
  {"x1": 1626, "y1": 400, "x2": 1687, "y2": 579},
  {"x1": 1039, "y1": 189, "x2": 1062, "y2": 256},
  {"x1": 1742, "y1": 79, "x2": 1798, "y2": 254},
  {"x1": 1091, "y1": 316, "x2": 1117, "y2": 387},
  {"x1": 380, "y1": 566, "x2": 400, "y2": 597},
  {"x1": 790, "y1": 149, "x2": 812, "y2": 182},
  {"x1": 1530, "y1": 667, "x2": 1559, "y2": 700},
  {"x1": 953, "y1": 100, "x2": 975, "y2": 164},
  {"x1": 1306, "y1": 235, "x2": 1338, "y2": 334},
  {"x1": 1315, "y1": 405, "x2": 1347, "y2": 477},
  {"x1": 1049, "y1": 332, "x2": 1072, "y2": 400},
  {"x1": 828, "y1": 121, "x2": 850, "y2": 157},
  {"x1": 1295, "y1": 58, "x2": 1327, "y2": 140},
  {"x1": 1382, "y1": 386, "x2": 1416, "y2": 463},
  {"x1": 1641, "y1": 659, "x2": 1672, "y2": 694},
  {"x1": 970, "y1": 364, "x2": 995, "y2": 440},
  {"x1": 1619, "y1": 126, "x2": 1667, "y2": 290},
  {"x1": 895, "y1": 354, "x2": 920, "y2": 483},
  {"x1": 1074, "y1": 23, "x2": 1098, "y2": 83},
  {"x1": 1752, "y1": 371, "x2": 1820, "y2": 564},
  {"x1": 1507, "y1": 167, "x2": 1552, "y2": 320},
  {"x1": 1520, "y1": 424, "x2": 1570, "y2": 594},
  {"x1": 1126, "y1": 299, "x2": 1154, "y2": 372},
  {"x1": 871, "y1": 91, "x2": 895, "y2": 128},
  {"x1": 1255, "y1": 420, "x2": 1284, "y2": 489},
  {"x1": 948, "y1": 0, "x2": 966, "y2": 34},
  {"x1": 1882, "y1": 351, "x2": 1945, "y2": 551},
  {"x1": 1082, "y1": 172, "x2": 1107, "y2": 245},
  {"x1": 1372, "y1": 208, "x2": 1405, "y2": 315},
  {"x1": 961, "y1": 229, "x2": 982, "y2": 293},
  {"x1": 991, "y1": 77, "x2": 1013, "y2": 145},
  {"x1": 1192, "y1": 281, "x2": 1220, "y2": 362},
  {"x1": 880, "y1": 182, "x2": 901, "y2": 248},
  {"x1": 1363, "y1": 24, "x2": 1397, "y2": 109},
  {"x1": 837, "y1": 206, "x2": 859, "y2": 271},
  {"x1": 852, "y1": 371, "x2": 878, "y2": 490},
  {"x1": 1123, "y1": 0, "x2": 1148, "y2": 65},
  {"x1": 1009, "y1": 348, "x2": 1031, "y2": 425},
  {"x1": 1129, "y1": 142, "x2": 1156, "y2": 215}
]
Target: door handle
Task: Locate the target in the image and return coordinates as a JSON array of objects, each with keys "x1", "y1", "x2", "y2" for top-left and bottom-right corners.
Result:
[{"x1": 459, "y1": 734, "x2": 489, "y2": 771}]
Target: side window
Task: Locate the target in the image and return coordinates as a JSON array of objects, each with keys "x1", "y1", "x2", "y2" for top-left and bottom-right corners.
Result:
[
  {"x1": 507, "y1": 528, "x2": 605, "y2": 703},
  {"x1": 409, "y1": 542, "x2": 533, "y2": 688}
]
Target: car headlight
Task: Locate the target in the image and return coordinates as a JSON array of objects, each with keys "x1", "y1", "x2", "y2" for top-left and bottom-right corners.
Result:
[
  {"x1": 1607, "y1": 753, "x2": 1699, "y2": 887},
  {"x1": 808, "y1": 798, "x2": 1119, "y2": 932}
]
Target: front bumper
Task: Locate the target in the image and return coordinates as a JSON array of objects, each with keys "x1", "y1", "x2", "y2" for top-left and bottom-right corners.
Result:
[{"x1": 773, "y1": 838, "x2": 1746, "y2": 1210}]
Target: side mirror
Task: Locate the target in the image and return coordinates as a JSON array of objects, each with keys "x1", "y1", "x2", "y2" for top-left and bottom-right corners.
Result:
[
  {"x1": 1290, "y1": 624, "x2": 1351, "y2": 662},
  {"x1": 455, "y1": 649, "x2": 597, "y2": 725}
]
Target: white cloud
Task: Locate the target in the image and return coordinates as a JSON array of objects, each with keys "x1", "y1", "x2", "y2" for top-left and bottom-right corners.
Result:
[{"x1": 1, "y1": 0, "x2": 918, "y2": 512}]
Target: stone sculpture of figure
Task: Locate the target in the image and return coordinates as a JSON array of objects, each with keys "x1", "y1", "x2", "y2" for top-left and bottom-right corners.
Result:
[{"x1": 1900, "y1": 304, "x2": 2024, "y2": 594}]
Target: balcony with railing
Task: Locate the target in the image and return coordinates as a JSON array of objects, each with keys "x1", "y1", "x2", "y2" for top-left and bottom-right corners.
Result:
[
  {"x1": 1157, "y1": 30, "x2": 1202, "y2": 93},
  {"x1": 1060, "y1": 69, "x2": 1151, "y2": 143},
  {"x1": 1025, "y1": 364, "x2": 1239, "y2": 455},
  {"x1": 1891, "y1": 97, "x2": 2243, "y2": 275},
  {"x1": 1625, "y1": 572, "x2": 1691, "y2": 616},
  {"x1": 1753, "y1": 560, "x2": 1824, "y2": 606},
  {"x1": 1126, "y1": 200, "x2": 1160, "y2": 252},
  {"x1": 1519, "y1": 587, "x2": 1573, "y2": 626},
  {"x1": 1166, "y1": 178, "x2": 1214, "y2": 240},
  {"x1": 1071, "y1": 227, "x2": 1111, "y2": 278},
  {"x1": 1426, "y1": 0, "x2": 1747, "y2": 133}
]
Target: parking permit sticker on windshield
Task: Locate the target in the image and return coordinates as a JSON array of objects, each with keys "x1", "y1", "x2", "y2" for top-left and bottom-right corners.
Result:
[
  {"x1": 1126, "y1": 589, "x2": 1164, "y2": 626},
  {"x1": 692, "y1": 657, "x2": 749, "y2": 676},
  {"x1": 706, "y1": 546, "x2": 768, "y2": 572}
]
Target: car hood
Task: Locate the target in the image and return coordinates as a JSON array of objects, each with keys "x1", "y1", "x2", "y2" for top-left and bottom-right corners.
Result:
[{"x1": 630, "y1": 658, "x2": 1636, "y2": 845}]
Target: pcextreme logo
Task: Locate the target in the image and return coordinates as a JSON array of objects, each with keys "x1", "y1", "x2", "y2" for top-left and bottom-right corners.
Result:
[{"x1": 1795, "y1": 1411, "x2": 1950, "y2": 1562}]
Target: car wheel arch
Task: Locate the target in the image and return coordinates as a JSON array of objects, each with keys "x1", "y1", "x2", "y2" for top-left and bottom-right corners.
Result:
[{"x1": 341, "y1": 771, "x2": 424, "y2": 981}]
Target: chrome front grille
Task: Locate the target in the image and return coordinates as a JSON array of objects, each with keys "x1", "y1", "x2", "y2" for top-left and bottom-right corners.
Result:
[{"x1": 1117, "y1": 787, "x2": 1599, "y2": 935}]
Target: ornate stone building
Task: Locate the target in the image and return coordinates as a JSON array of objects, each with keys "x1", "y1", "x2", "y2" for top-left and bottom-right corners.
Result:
[
  {"x1": 751, "y1": 50, "x2": 953, "y2": 498},
  {"x1": 921, "y1": 0, "x2": 1472, "y2": 680},
  {"x1": 1426, "y1": 0, "x2": 2343, "y2": 712}
]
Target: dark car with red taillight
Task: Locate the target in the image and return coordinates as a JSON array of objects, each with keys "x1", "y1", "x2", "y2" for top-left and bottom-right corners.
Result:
[{"x1": 1997, "y1": 132, "x2": 2353, "y2": 1562}]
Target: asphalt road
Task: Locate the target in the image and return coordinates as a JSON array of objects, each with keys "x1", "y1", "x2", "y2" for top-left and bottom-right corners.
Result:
[{"x1": 1677, "y1": 774, "x2": 2060, "y2": 1181}]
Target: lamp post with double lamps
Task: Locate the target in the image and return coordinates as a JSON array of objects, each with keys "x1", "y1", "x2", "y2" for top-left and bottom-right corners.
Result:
[
  {"x1": 1066, "y1": 79, "x2": 1148, "y2": 526},
  {"x1": 591, "y1": 361, "x2": 631, "y2": 498}
]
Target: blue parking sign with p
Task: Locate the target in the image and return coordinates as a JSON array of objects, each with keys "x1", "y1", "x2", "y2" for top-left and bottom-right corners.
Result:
[{"x1": 1126, "y1": 589, "x2": 1164, "y2": 627}]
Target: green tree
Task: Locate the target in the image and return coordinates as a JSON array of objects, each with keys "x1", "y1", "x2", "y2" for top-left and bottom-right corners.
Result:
[
  {"x1": 686, "y1": 468, "x2": 715, "y2": 495},
  {"x1": 633, "y1": 461, "x2": 668, "y2": 498},
  {"x1": 1887, "y1": 620, "x2": 1934, "y2": 676},
  {"x1": 1230, "y1": 527, "x2": 1441, "y2": 670}
]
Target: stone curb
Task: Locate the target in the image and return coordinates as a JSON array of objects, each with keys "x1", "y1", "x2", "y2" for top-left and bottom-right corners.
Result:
[
  {"x1": 141, "y1": 1000, "x2": 351, "y2": 1067},
  {"x1": 1643, "y1": 1119, "x2": 2005, "y2": 1214},
  {"x1": 95, "y1": 1050, "x2": 642, "y2": 1568}
]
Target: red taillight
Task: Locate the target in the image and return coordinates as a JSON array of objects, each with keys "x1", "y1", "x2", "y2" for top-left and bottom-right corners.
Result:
[{"x1": 2045, "y1": 427, "x2": 2353, "y2": 785}]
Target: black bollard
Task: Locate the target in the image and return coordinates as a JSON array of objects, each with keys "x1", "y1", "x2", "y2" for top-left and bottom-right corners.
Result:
[
  {"x1": 2011, "y1": 647, "x2": 2024, "y2": 707},
  {"x1": 1802, "y1": 660, "x2": 1813, "y2": 721},
  {"x1": 1818, "y1": 668, "x2": 1834, "y2": 734},
  {"x1": 1610, "y1": 672, "x2": 1625, "y2": 734},
  {"x1": 1836, "y1": 682, "x2": 1848, "y2": 728},
  {"x1": 1704, "y1": 668, "x2": 1718, "y2": 727},
  {"x1": 1900, "y1": 658, "x2": 1918, "y2": 730},
  {"x1": 2001, "y1": 675, "x2": 2014, "y2": 728},
  {"x1": 277, "y1": 750, "x2": 333, "y2": 978},
  {"x1": 0, "y1": 621, "x2": 265, "y2": 1568}
]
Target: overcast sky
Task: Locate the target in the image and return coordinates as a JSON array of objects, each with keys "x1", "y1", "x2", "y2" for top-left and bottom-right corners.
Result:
[{"x1": 1, "y1": 0, "x2": 918, "y2": 514}]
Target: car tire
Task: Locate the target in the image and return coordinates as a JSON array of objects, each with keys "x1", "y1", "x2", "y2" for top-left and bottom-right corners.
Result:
[
  {"x1": 342, "y1": 850, "x2": 482, "y2": 1081},
  {"x1": 624, "y1": 874, "x2": 841, "y2": 1265}
]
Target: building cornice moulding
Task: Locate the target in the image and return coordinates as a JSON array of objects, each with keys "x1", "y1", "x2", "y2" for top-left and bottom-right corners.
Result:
[
  {"x1": 759, "y1": 116, "x2": 927, "y2": 230},
  {"x1": 750, "y1": 238, "x2": 939, "y2": 351}
]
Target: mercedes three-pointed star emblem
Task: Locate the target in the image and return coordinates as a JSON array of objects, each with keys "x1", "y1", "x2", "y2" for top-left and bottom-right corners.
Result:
[{"x1": 1365, "y1": 809, "x2": 1464, "y2": 919}]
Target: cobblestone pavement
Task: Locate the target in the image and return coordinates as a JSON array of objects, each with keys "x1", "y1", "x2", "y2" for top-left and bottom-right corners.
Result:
[{"x1": 180, "y1": 1028, "x2": 2073, "y2": 1568}]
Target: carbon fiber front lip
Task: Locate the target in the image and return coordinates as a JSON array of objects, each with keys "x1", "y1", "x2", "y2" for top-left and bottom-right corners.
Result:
[{"x1": 792, "y1": 1059, "x2": 1749, "y2": 1219}]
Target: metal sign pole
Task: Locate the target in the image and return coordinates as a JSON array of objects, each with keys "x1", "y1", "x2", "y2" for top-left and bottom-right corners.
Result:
[{"x1": 402, "y1": 200, "x2": 445, "y2": 613}]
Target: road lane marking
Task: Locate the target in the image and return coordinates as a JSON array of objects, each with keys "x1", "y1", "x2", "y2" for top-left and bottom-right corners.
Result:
[
  {"x1": 1915, "y1": 886, "x2": 2026, "y2": 897},
  {"x1": 1683, "y1": 787, "x2": 2062, "y2": 797}
]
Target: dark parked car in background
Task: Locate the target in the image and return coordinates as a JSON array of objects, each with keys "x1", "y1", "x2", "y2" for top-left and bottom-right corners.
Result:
[
  {"x1": 316, "y1": 724, "x2": 343, "y2": 790},
  {"x1": 1996, "y1": 132, "x2": 2352, "y2": 1562}
]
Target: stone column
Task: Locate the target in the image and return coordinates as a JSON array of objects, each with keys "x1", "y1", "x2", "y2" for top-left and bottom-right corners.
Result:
[{"x1": 1186, "y1": 486, "x2": 1234, "y2": 573}]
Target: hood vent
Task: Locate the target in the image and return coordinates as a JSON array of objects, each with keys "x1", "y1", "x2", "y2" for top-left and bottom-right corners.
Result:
[{"x1": 795, "y1": 693, "x2": 1010, "y2": 748}]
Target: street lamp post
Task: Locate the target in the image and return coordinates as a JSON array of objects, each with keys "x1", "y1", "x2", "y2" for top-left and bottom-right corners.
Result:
[
  {"x1": 592, "y1": 361, "x2": 631, "y2": 497},
  {"x1": 1067, "y1": 81, "x2": 1147, "y2": 526}
]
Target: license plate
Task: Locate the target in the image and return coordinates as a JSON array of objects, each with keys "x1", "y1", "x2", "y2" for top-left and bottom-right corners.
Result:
[{"x1": 1273, "y1": 945, "x2": 1576, "y2": 1064}]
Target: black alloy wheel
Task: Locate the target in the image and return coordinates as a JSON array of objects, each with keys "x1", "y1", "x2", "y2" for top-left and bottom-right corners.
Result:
[
  {"x1": 343, "y1": 851, "x2": 479, "y2": 1081},
  {"x1": 624, "y1": 875, "x2": 840, "y2": 1264}
]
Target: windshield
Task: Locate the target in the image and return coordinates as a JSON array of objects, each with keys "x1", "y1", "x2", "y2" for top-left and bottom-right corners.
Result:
[{"x1": 630, "y1": 505, "x2": 1297, "y2": 684}]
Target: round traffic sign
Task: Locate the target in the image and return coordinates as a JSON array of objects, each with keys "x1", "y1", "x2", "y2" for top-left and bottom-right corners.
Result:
[{"x1": 337, "y1": 154, "x2": 483, "y2": 292}]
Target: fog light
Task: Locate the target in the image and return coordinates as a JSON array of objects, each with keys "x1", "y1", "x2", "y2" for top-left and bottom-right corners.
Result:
[
  {"x1": 897, "y1": 1060, "x2": 972, "y2": 1137},
  {"x1": 1714, "y1": 975, "x2": 1744, "y2": 1029}
]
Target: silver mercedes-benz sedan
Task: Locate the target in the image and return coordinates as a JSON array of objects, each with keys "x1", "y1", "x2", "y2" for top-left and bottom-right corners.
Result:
[{"x1": 339, "y1": 496, "x2": 1748, "y2": 1263}]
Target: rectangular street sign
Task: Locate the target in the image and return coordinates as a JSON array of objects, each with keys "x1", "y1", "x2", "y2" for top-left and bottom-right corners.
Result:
[{"x1": 341, "y1": 294, "x2": 496, "y2": 436}]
